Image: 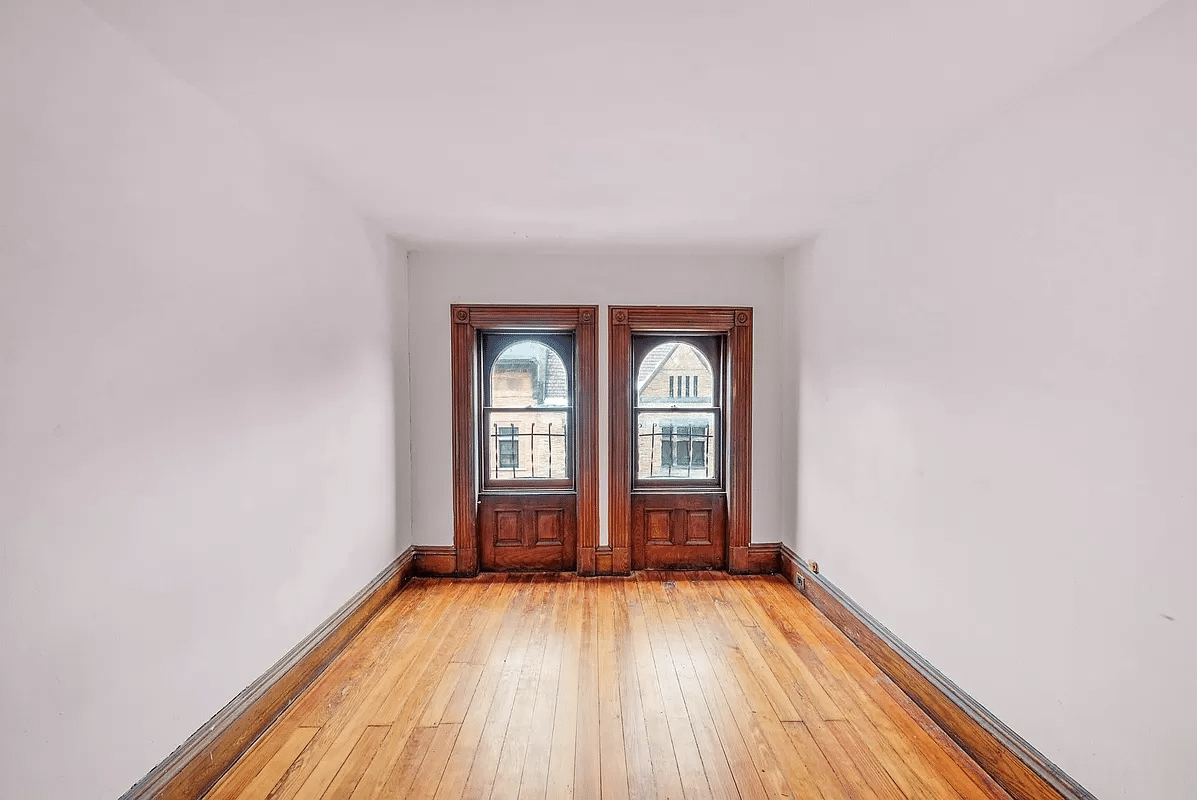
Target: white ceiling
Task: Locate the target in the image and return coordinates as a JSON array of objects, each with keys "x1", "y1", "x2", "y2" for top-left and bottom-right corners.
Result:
[{"x1": 85, "y1": 0, "x2": 1163, "y2": 250}]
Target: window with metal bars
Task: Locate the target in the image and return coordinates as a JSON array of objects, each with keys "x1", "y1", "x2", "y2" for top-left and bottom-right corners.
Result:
[
  {"x1": 481, "y1": 332, "x2": 574, "y2": 488},
  {"x1": 632, "y1": 336, "x2": 722, "y2": 486}
]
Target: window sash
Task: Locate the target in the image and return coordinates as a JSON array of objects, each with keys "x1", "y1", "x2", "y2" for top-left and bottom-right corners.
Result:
[
  {"x1": 482, "y1": 409, "x2": 574, "y2": 487},
  {"x1": 634, "y1": 410, "x2": 720, "y2": 485}
]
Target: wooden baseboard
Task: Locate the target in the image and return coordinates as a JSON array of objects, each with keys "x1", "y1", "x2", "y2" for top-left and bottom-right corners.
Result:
[
  {"x1": 119, "y1": 548, "x2": 415, "y2": 800},
  {"x1": 414, "y1": 545, "x2": 458, "y2": 576},
  {"x1": 414, "y1": 543, "x2": 774, "y2": 577},
  {"x1": 728, "y1": 542, "x2": 781, "y2": 574},
  {"x1": 595, "y1": 545, "x2": 614, "y2": 575},
  {"x1": 778, "y1": 545, "x2": 1095, "y2": 800}
]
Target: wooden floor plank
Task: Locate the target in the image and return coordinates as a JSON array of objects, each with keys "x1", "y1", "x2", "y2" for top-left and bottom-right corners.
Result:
[
  {"x1": 490, "y1": 577, "x2": 552, "y2": 799},
  {"x1": 574, "y1": 576, "x2": 603, "y2": 800},
  {"x1": 435, "y1": 577, "x2": 534, "y2": 800},
  {"x1": 460, "y1": 577, "x2": 546, "y2": 800},
  {"x1": 597, "y1": 580, "x2": 631, "y2": 800},
  {"x1": 653, "y1": 577, "x2": 740, "y2": 800},
  {"x1": 666, "y1": 577, "x2": 772, "y2": 800},
  {"x1": 221, "y1": 726, "x2": 317, "y2": 800},
  {"x1": 545, "y1": 576, "x2": 581, "y2": 800},
  {"x1": 408, "y1": 722, "x2": 462, "y2": 800},
  {"x1": 320, "y1": 724, "x2": 390, "y2": 800},
  {"x1": 206, "y1": 573, "x2": 1010, "y2": 800},
  {"x1": 726, "y1": 580, "x2": 948, "y2": 799},
  {"x1": 268, "y1": 584, "x2": 463, "y2": 800},
  {"x1": 516, "y1": 575, "x2": 567, "y2": 800},
  {"x1": 672, "y1": 576, "x2": 811, "y2": 800},
  {"x1": 749, "y1": 577, "x2": 1012, "y2": 800},
  {"x1": 365, "y1": 725, "x2": 436, "y2": 800},
  {"x1": 612, "y1": 582, "x2": 658, "y2": 800},
  {"x1": 625, "y1": 576, "x2": 687, "y2": 800}
]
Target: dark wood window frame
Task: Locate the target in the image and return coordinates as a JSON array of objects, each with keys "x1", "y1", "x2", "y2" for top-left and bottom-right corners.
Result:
[
  {"x1": 610, "y1": 306, "x2": 754, "y2": 574},
  {"x1": 451, "y1": 305, "x2": 600, "y2": 576}
]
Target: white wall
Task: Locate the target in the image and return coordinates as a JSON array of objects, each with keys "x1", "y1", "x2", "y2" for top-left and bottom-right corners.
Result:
[
  {"x1": 407, "y1": 250, "x2": 784, "y2": 548},
  {"x1": 779, "y1": 246, "x2": 806, "y2": 554},
  {"x1": 0, "y1": 2, "x2": 401, "y2": 797},
  {"x1": 792, "y1": 1, "x2": 1197, "y2": 797},
  {"x1": 390, "y1": 241, "x2": 415, "y2": 554}
]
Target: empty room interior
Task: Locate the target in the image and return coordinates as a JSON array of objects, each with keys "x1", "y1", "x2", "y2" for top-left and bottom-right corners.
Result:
[{"x1": 3, "y1": 0, "x2": 1195, "y2": 798}]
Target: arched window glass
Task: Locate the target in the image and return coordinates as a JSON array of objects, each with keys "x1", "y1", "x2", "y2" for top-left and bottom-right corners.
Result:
[
  {"x1": 482, "y1": 334, "x2": 573, "y2": 484},
  {"x1": 633, "y1": 338, "x2": 720, "y2": 482},
  {"x1": 491, "y1": 340, "x2": 570, "y2": 408}
]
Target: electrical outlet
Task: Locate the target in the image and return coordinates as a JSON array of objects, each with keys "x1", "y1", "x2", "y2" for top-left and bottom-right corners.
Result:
[{"x1": 793, "y1": 574, "x2": 805, "y2": 590}]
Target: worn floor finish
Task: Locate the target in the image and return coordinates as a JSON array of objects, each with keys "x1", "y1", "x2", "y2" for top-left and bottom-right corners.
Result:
[{"x1": 205, "y1": 573, "x2": 1011, "y2": 799}]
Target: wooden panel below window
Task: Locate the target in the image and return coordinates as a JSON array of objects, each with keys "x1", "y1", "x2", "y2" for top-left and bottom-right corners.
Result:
[
  {"x1": 631, "y1": 492, "x2": 727, "y2": 570},
  {"x1": 479, "y1": 494, "x2": 577, "y2": 572}
]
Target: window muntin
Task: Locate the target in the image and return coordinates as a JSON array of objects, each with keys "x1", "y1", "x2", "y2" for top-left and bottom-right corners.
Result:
[
  {"x1": 482, "y1": 334, "x2": 574, "y2": 487},
  {"x1": 633, "y1": 338, "x2": 721, "y2": 485}
]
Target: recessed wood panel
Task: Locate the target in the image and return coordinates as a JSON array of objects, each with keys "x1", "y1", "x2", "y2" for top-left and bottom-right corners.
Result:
[
  {"x1": 480, "y1": 494, "x2": 577, "y2": 572},
  {"x1": 645, "y1": 509, "x2": 673, "y2": 542},
  {"x1": 685, "y1": 510, "x2": 713, "y2": 545},
  {"x1": 632, "y1": 493, "x2": 727, "y2": 570},
  {"x1": 495, "y1": 510, "x2": 522, "y2": 545},
  {"x1": 534, "y1": 509, "x2": 565, "y2": 545}
]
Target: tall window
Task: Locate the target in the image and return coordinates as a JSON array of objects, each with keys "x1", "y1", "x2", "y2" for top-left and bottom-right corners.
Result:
[
  {"x1": 633, "y1": 336, "x2": 721, "y2": 485},
  {"x1": 481, "y1": 333, "x2": 574, "y2": 487}
]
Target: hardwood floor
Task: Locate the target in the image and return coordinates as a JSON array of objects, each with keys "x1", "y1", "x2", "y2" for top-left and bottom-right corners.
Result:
[{"x1": 204, "y1": 573, "x2": 1012, "y2": 800}]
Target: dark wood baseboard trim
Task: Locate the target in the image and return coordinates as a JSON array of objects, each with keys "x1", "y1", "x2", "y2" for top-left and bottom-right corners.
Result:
[
  {"x1": 120, "y1": 548, "x2": 415, "y2": 800},
  {"x1": 739, "y1": 542, "x2": 781, "y2": 574},
  {"x1": 578, "y1": 545, "x2": 597, "y2": 576},
  {"x1": 595, "y1": 545, "x2": 614, "y2": 575},
  {"x1": 778, "y1": 545, "x2": 1095, "y2": 800},
  {"x1": 729, "y1": 542, "x2": 781, "y2": 574},
  {"x1": 414, "y1": 545, "x2": 458, "y2": 576},
  {"x1": 412, "y1": 541, "x2": 778, "y2": 578}
]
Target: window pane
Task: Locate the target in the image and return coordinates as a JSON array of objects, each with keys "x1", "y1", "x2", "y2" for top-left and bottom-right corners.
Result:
[
  {"x1": 636, "y1": 412, "x2": 717, "y2": 480},
  {"x1": 636, "y1": 342, "x2": 714, "y2": 407},
  {"x1": 486, "y1": 410, "x2": 570, "y2": 480},
  {"x1": 491, "y1": 340, "x2": 570, "y2": 407}
]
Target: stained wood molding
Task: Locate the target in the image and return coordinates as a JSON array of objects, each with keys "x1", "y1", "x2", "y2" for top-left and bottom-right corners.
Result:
[
  {"x1": 450, "y1": 304, "x2": 600, "y2": 576},
  {"x1": 119, "y1": 548, "x2": 415, "y2": 800},
  {"x1": 595, "y1": 545, "x2": 614, "y2": 575},
  {"x1": 778, "y1": 545, "x2": 1096, "y2": 800},
  {"x1": 608, "y1": 306, "x2": 753, "y2": 575},
  {"x1": 736, "y1": 541, "x2": 781, "y2": 574},
  {"x1": 413, "y1": 545, "x2": 458, "y2": 576}
]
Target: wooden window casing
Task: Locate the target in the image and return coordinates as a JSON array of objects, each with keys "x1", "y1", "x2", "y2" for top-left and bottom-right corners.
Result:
[
  {"x1": 451, "y1": 305, "x2": 600, "y2": 576},
  {"x1": 610, "y1": 306, "x2": 754, "y2": 574}
]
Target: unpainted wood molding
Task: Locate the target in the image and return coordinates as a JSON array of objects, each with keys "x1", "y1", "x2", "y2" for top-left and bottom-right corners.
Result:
[
  {"x1": 119, "y1": 548, "x2": 415, "y2": 800},
  {"x1": 413, "y1": 545, "x2": 458, "y2": 577},
  {"x1": 608, "y1": 306, "x2": 753, "y2": 575},
  {"x1": 450, "y1": 304, "x2": 600, "y2": 577},
  {"x1": 736, "y1": 542, "x2": 781, "y2": 574},
  {"x1": 778, "y1": 545, "x2": 1096, "y2": 800}
]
